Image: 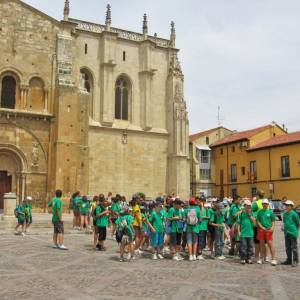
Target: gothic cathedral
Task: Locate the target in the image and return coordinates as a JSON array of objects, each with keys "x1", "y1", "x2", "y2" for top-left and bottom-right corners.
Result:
[{"x1": 0, "y1": 0, "x2": 190, "y2": 208}]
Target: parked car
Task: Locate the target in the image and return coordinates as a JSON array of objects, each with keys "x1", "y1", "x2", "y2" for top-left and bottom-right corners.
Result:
[{"x1": 269, "y1": 200, "x2": 284, "y2": 221}]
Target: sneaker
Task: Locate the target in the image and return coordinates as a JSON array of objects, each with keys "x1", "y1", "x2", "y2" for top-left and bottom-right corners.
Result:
[
  {"x1": 173, "y1": 255, "x2": 181, "y2": 261},
  {"x1": 193, "y1": 255, "x2": 197, "y2": 261},
  {"x1": 281, "y1": 260, "x2": 291, "y2": 265},
  {"x1": 189, "y1": 255, "x2": 193, "y2": 261},
  {"x1": 292, "y1": 261, "x2": 298, "y2": 267},
  {"x1": 197, "y1": 255, "x2": 204, "y2": 260},
  {"x1": 52, "y1": 244, "x2": 59, "y2": 249},
  {"x1": 157, "y1": 253, "x2": 164, "y2": 259},
  {"x1": 247, "y1": 259, "x2": 253, "y2": 264},
  {"x1": 152, "y1": 253, "x2": 158, "y2": 260},
  {"x1": 177, "y1": 254, "x2": 184, "y2": 261},
  {"x1": 257, "y1": 259, "x2": 263, "y2": 264},
  {"x1": 217, "y1": 255, "x2": 226, "y2": 260},
  {"x1": 119, "y1": 257, "x2": 124, "y2": 262},
  {"x1": 21, "y1": 232, "x2": 25, "y2": 237},
  {"x1": 14, "y1": 230, "x2": 19, "y2": 235},
  {"x1": 271, "y1": 259, "x2": 277, "y2": 266},
  {"x1": 127, "y1": 254, "x2": 131, "y2": 260},
  {"x1": 240, "y1": 260, "x2": 246, "y2": 265},
  {"x1": 58, "y1": 245, "x2": 68, "y2": 250},
  {"x1": 265, "y1": 256, "x2": 271, "y2": 263}
]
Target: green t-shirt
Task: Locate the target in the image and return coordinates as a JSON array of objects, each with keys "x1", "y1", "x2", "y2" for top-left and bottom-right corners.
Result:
[
  {"x1": 16, "y1": 205, "x2": 26, "y2": 222},
  {"x1": 228, "y1": 203, "x2": 241, "y2": 226},
  {"x1": 73, "y1": 197, "x2": 82, "y2": 212},
  {"x1": 25, "y1": 203, "x2": 32, "y2": 216},
  {"x1": 167, "y1": 207, "x2": 184, "y2": 233},
  {"x1": 184, "y1": 206, "x2": 201, "y2": 233},
  {"x1": 115, "y1": 214, "x2": 134, "y2": 237},
  {"x1": 257, "y1": 209, "x2": 275, "y2": 230},
  {"x1": 199, "y1": 207, "x2": 210, "y2": 231},
  {"x1": 52, "y1": 197, "x2": 63, "y2": 223},
  {"x1": 80, "y1": 200, "x2": 90, "y2": 214},
  {"x1": 210, "y1": 209, "x2": 225, "y2": 231},
  {"x1": 141, "y1": 213, "x2": 149, "y2": 232},
  {"x1": 283, "y1": 210, "x2": 300, "y2": 238},
  {"x1": 149, "y1": 210, "x2": 166, "y2": 233},
  {"x1": 111, "y1": 202, "x2": 121, "y2": 214},
  {"x1": 95, "y1": 205, "x2": 109, "y2": 227},
  {"x1": 238, "y1": 211, "x2": 255, "y2": 238}
]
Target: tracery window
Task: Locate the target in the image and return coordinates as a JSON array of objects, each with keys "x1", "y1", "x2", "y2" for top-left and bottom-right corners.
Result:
[{"x1": 115, "y1": 76, "x2": 130, "y2": 120}]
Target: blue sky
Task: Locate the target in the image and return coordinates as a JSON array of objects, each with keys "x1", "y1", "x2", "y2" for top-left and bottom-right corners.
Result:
[{"x1": 24, "y1": 0, "x2": 300, "y2": 134}]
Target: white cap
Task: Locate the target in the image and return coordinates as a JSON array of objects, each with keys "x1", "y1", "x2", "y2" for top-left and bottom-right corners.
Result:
[
  {"x1": 244, "y1": 200, "x2": 252, "y2": 206},
  {"x1": 205, "y1": 203, "x2": 212, "y2": 208},
  {"x1": 284, "y1": 200, "x2": 294, "y2": 206},
  {"x1": 26, "y1": 196, "x2": 32, "y2": 201},
  {"x1": 262, "y1": 199, "x2": 269, "y2": 204}
]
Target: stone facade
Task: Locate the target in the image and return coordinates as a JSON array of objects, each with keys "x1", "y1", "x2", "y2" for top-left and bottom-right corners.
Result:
[{"x1": 0, "y1": 0, "x2": 190, "y2": 208}]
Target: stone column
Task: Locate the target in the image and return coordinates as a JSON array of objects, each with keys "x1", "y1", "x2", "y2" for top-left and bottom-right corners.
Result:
[
  {"x1": 3, "y1": 193, "x2": 17, "y2": 217},
  {"x1": 44, "y1": 88, "x2": 49, "y2": 112}
]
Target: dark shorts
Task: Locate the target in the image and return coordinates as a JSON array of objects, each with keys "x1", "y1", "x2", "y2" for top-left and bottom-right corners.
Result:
[
  {"x1": 53, "y1": 221, "x2": 64, "y2": 234},
  {"x1": 170, "y1": 232, "x2": 182, "y2": 246},
  {"x1": 80, "y1": 212, "x2": 89, "y2": 216},
  {"x1": 208, "y1": 225, "x2": 215, "y2": 239},
  {"x1": 26, "y1": 216, "x2": 32, "y2": 224},
  {"x1": 18, "y1": 219, "x2": 25, "y2": 225},
  {"x1": 93, "y1": 219, "x2": 96, "y2": 226},
  {"x1": 97, "y1": 226, "x2": 107, "y2": 241}
]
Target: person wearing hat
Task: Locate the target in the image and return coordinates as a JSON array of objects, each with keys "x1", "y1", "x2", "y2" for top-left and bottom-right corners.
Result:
[
  {"x1": 282, "y1": 200, "x2": 299, "y2": 267},
  {"x1": 24, "y1": 196, "x2": 33, "y2": 233},
  {"x1": 237, "y1": 200, "x2": 256, "y2": 264},
  {"x1": 115, "y1": 207, "x2": 135, "y2": 262},
  {"x1": 251, "y1": 190, "x2": 267, "y2": 262},
  {"x1": 256, "y1": 199, "x2": 276, "y2": 265},
  {"x1": 184, "y1": 198, "x2": 201, "y2": 261}
]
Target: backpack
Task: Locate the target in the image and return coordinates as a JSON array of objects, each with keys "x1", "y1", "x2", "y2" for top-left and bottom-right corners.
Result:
[
  {"x1": 187, "y1": 208, "x2": 198, "y2": 225},
  {"x1": 14, "y1": 207, "x2": 19, "y2": 218}
]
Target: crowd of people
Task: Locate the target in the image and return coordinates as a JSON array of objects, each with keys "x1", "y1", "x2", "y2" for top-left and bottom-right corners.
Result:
[{"x1": 15, "y1": 190, "x2": 299, "y2": 267}]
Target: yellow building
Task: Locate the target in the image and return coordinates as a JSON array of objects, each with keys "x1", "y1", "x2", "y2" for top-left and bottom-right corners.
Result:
[
  {"x1": 189, "y1": 126, "x2": 233, "y2": 197},
  {"x1": 210, "y1": 123, "x2": 300, "y2": 201}
]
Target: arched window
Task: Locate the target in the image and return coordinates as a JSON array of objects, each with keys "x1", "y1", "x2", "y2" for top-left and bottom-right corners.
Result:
[
  {"x1": 115, "y1": 76, "x2": 130, "y2": 120},
  {"x1": 80, "y1": 68, "x2": 94, "y2": 118},
  {"x1": 1, "y1": 76, "x2": 16, "y2": 109},
  {"x1": 28, "y1": 77, "x2": 45, "y2": 111}
]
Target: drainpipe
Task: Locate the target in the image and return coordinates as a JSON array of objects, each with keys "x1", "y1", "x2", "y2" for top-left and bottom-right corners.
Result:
[
  {"x1": 268, "y1": 148, "x2": 273, "y2": 198},
  {"x1": 226, "y1": 144, "x2": 229, "y2": 197}
]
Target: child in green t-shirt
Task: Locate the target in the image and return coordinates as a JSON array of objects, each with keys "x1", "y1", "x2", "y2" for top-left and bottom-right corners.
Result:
[
  {"x1": 209, "y1": 203, "x2": 226, "y2": 259},
  {"x1": 282, "y1": 200, "x2": 299, "y2": 267},
  {"x1": 15, "y1": 201, "x2": 26, "y2": 236},
  {"x1": 115, "y1": 207, "x2": 135, "y2": 261},
  {"x1": 80, "y1": 196, "x2": 90, "y2": 231},
  {"x1": 24, "y1": 196, "x2": 33, "y2": 233},
  {"x1": 237, "y1": 200, "x2": 256, "y2": 264},
  {"x1": 95, "y1": 199, "x2": 110, "y2": 251}
]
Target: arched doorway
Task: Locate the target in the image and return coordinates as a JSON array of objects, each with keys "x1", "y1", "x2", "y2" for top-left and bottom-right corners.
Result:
[{"x1": 0, "y1": 147, "x2": 27, "y2": 209}]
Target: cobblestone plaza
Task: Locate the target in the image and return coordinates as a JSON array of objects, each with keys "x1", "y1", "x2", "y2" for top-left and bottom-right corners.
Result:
[{"x1": 0, "y1": 222, "x2": 299, "y2": 300}]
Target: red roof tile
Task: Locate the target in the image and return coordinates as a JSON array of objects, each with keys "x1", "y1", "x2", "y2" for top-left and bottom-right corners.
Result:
[
  {"x1": 189, "y1": 126, "x2": 232, "y2": 142},
  {"x1": 210, "y1": 124, "x2": 274, "y2": 147},
  {"x1": 248, "y1": 131, "x2": 300, "y2": 151}
]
